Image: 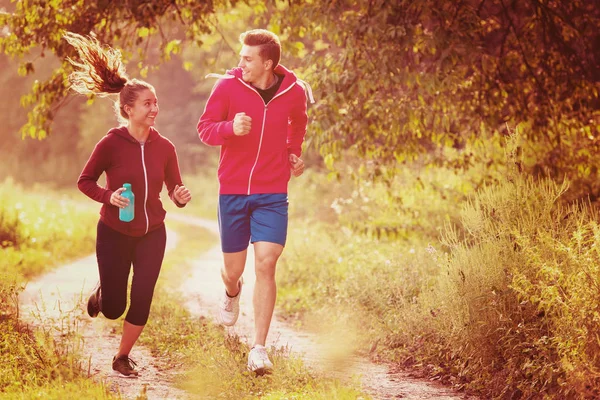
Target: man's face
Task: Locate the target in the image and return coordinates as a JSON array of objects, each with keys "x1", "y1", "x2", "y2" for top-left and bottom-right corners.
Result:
[{"x1": 238, "y1": 45, "x2": 269, "y2": 84}]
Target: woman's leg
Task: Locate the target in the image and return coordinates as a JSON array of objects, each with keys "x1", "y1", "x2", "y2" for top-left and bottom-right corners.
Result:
[
  {"x1": 96, "y1": 220, "x2": 133, "y2": 319},
  {"x1": 116, "y1": 224, "x2": 167, "y2": 356},
  {"x1": 117, "y1": 321, "x2": 145, "y2": 357}
]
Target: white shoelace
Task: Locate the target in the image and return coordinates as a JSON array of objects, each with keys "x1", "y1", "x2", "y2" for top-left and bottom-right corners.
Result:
[
  {"x1": 252, "y1": 346, "x2": 272, "y2": 367},
  {"x1": 254, "y1": 347, "x2": 268, "y2": 359},
  {"x1": 222, "y1": 295, "x2": 235, "y2": 312}
]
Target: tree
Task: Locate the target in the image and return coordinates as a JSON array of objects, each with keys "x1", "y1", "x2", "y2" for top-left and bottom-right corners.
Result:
[
  {"x1": 0, "y1": 0, "x2": 237, "y2": 139},
  {"x1": 3, "y1": 0, "x2": 599, "y2": 197},
  {"x1": 258, "y1": 0, "x2": 599, "y2": 196}
]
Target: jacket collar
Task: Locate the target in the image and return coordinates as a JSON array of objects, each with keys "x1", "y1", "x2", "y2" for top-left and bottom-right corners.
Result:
[
  {"x1": 205, "y1": 65, "x2": 314, "y2": 104},
  {"x1": 228, "y1": 65, "x2": 297, "y2": 92},
  {"x1": 108, "y1": 126, "x2": 160, "y2": 144}
]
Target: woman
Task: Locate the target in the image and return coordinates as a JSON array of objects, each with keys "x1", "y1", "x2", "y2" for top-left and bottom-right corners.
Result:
[{"x1": 65, "y1": 32, "x2": 192, "y2": 378}]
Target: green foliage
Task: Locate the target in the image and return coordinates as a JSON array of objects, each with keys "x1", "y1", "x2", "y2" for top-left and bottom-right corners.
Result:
[
  {"x1": 0, "y1": 179, "x2": 97, "y2": 279},
  {"x1": 0, "y1": 177, "x2": 97, "y2": 331},
  {"x1": 0, "y1": 0, "x2": 237, "y2": 138},
  {"x1": 2, "y1": 0, "x2": 599, "y2": 199},
  {"x1": 259, "y1": 0, "x2": 599, "y2": 196},
  {"x1": 280, "y1": 164, "x2": 474, "y2": 352},
  {"x1": 0, "y1": 379, "x2": 113, "y2": 400},
  {"x1": 427, "y1": 172, "x2": 600, "y2": 398},
  {"x1": 0, "y1": 2, "x2": 259, "y2": 186},
  {"x1": 0, "y1": 315, "x2": 114, "y2": 399},
  {"x1": 288, "y1": 142, "x2": 504, "y2": 245}
]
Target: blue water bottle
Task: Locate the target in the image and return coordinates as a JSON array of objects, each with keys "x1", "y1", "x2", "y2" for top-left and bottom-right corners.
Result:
[{"x1": 119, "y1": 183, "x2": 135, "y2": 222}]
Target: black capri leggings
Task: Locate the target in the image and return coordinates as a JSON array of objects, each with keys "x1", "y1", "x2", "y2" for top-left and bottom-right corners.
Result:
[{"x1": 96, "y1": 220, "x2": 166, "y2": 326}]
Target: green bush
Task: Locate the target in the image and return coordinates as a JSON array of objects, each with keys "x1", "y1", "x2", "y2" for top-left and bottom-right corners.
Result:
[
  {"x1": 0, "y1": 207, "x2": 22, "y2": 248},
  {"x1": 424, "y1": 174, "x2": 600, "y2": 398},
  {"x1": 280, "y1": 157, "x2": 600, "y2": 398}
]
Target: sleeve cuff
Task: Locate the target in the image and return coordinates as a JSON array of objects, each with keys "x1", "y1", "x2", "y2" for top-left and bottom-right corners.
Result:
[
  {"x1": 287, "y1": 148, "x2": 301, "y2": 158},
  {"x1": 173, "y1": 196, "x2": 186, "y2": 208},
  {"x1": 219, "y1": 121, "x2": 235, "y2": 140},
  {"x1": 103, "y1": 190, "x2": 114, "y2": 205}
]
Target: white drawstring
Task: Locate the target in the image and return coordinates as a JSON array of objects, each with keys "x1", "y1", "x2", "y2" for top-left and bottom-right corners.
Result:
[
  {"x1": 296, "y1": 79, "x2": 315, "y2": 104},
  {"x1": 204, "y1": 72, "x2": 235, "y2": 79}
]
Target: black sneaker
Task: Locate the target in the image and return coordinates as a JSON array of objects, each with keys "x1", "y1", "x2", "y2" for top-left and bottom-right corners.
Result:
[
  {"x1": 112, "y1": 355, "x2": 139, "y2": 378},
  {"x1": 87, "y1": 282, "x2": 101, "y2": 318}
]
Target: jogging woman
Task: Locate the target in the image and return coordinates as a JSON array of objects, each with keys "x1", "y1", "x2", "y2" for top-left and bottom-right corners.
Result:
[{"x1": 65, "y1": 32, "x2": 192, "y2": 377}]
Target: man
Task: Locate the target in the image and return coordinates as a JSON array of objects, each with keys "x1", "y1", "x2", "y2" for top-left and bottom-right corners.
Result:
[{"x1": 197, "y1": 29, "x2": 313, "y2": 375}]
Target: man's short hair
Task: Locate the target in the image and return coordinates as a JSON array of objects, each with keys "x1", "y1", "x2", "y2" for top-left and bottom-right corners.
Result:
[{"x1": 240, "y1": 29, "x2": 281, "y2": 69}]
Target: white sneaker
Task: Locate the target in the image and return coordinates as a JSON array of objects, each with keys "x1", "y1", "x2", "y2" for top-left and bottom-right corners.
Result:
[
  {"x1": 218, "y1": 278, "x2": 242, "y2": 326},
  {"x1": 247, "y1": 345, "x2": 273, "y2": 375}
]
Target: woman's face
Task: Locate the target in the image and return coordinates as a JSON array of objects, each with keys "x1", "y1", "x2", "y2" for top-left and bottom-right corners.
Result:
[{"x1": 127, "y1": 88, "x2": 159, "y2": 127}]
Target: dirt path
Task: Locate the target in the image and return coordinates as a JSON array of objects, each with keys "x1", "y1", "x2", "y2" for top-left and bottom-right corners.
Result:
[
  {"x1": 18, "y1": 213, "x2": 473, "y2": 399},
  {"x1": 19, "y1": 230, "x2": 188, "y2": 400},
  {"x1": 173, "y1": 213, "x2": 473, "y2": 400}
]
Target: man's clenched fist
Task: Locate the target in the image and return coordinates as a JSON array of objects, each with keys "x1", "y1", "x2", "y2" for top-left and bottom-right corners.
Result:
[{"x1": 233, "y1": 112, "x2": 252, "y2": 136}]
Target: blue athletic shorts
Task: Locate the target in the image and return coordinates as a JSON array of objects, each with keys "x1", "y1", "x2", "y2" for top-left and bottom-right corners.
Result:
[{"x1": 218, "y1": 193, "x2": 289, "y2": 253}]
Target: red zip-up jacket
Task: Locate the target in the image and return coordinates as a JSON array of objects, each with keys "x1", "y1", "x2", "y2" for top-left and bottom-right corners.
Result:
[
  {"x1": 197, "y1": 65, "x2": 311, "y2": 195},
  {"x1": 78, "y1": 126, "x2": 185, "y2": 237}
]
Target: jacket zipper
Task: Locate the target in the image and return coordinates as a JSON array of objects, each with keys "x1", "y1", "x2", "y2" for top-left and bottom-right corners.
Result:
[
  {"x1": 140, "y1": 143, "x2": 149, "y2": 234},
  {"x1": 239, "y1": 79, "x2": 296, "y2": 194},
  {"x1": 247, "y1": 107, "x2": 267, "y2": 194}
]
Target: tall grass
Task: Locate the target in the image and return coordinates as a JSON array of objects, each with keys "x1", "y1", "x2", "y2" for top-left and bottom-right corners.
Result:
[
  {"x1": 0, "y1": 179, "x2": 112, "y2": 398},
  {"x1": 278, "y1": 153, "x2": 600, "y2": 398},
  {"x1": 0, "y1": 179, "x2": 97, "y2": 278},
  {"x1": 431, "y1": 175, "x2": 600, "y2": 398},
  {"x1": 279, "y1": 166, "x2": 466, "y2": 363}
]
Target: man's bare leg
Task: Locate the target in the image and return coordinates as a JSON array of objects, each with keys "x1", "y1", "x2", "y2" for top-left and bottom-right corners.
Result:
[
  {"x1": 223, "y1": 249, "x2": 247, "y2": 296},
  {"x1": 252, "y1": 241, "x2": 283, "y2": 346}
]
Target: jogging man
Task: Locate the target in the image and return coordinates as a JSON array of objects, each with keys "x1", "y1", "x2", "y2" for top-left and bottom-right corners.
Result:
[{"x1": 197, "y1": 28, "x2": 313, "y2": 374}]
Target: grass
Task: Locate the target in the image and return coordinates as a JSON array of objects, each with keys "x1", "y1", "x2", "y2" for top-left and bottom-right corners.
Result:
[
  {"x1": 0, "y1": 179, "x2": 97, "y2": 282},
  {"x1": 0, "y1": 178, "x2": 114, "y2": 399},
  {"x1": 272, "y1": 149, "x2": 600, "y2": 399},
  {"x1": 12, "y1": 141, "x2": 597, "y2": 398},
  {"x1": 2, "y1": 176, "x2": 365, "y2": 399},
  {"x1": 137, "y1": 218, "x2": 370, "y2": 399},
  {"x1": 279, "y1": 159, "x2": 474, "y2": 310},
  {"x1": 0, "y1": 379, "x2": 113, "y2": 400}
]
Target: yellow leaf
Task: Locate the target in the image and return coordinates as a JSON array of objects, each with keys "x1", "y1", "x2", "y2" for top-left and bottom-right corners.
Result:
[{"x1": 138, "y1": 27, "x2": 150, "y2": 38}]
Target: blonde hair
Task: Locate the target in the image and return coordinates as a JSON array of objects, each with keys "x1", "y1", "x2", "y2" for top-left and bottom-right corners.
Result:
[{"x1": 64, "y1": 32, "x2": 155, "y2": 122}]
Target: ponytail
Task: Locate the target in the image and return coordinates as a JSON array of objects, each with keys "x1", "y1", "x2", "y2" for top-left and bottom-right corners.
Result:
[
  {"x1": 64, "y1": 32, "x2": 155, "y2": 123},
  {"x1": 64, "y1": 32, "x2": 128, "y2": 95}
]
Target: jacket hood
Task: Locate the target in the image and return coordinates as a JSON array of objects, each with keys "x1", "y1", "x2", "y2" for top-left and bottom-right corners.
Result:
[{"x1": 107, "y1": 126, "x2": 160, "y2": 143}]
